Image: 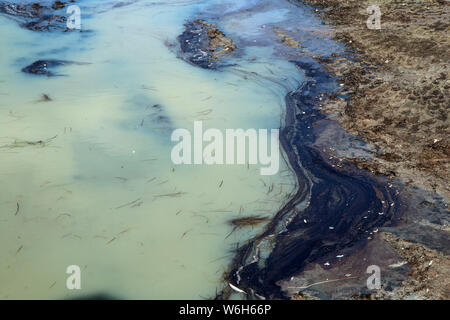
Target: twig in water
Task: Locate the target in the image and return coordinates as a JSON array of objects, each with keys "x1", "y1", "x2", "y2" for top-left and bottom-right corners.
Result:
[
  {"x1": 225, "y1": 216, "x2": 270, "y2": 239},
  {"x1": 62, "y1": 233, "x2": 82, "y2": 240},
  {"x1": 225, "y1": 226, "x2": 238, "y2": 239},
  {"x1": 146, "y1": 177, "x2": 156, "y2": 183},
  {"x1": 180, "y1": 229, "x2": 192, "y2": 239},
  {"x1": 16, "y1": 245, "x2": 23, "y2": 255},
  {"x1": 0, "y1": 135, "x2": 57, "y2": 149},
  {"x1": 154, "y1": 191, "x2": 186, "y2": 199},
  {"x1": 115, "y1": 198, "x2": 142, "y2": 209},
  {"x1": 117, "y1": 227, "x2": 134, "y2": 236},
  {"x1": 40, "y1": 94, "x2": 52, "y2": 102}
]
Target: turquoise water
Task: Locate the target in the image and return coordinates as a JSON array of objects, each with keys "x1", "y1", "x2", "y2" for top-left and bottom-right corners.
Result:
[{"x1": 0, "y1": 0, "x2": 340, "y2": 299}]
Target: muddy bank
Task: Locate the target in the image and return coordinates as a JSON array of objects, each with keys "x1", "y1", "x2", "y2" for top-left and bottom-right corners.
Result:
[
  {"x1": 177, "y1": 19, "x2": 236, "y2": 69},
  {"x1": 299, "y1": 0, "x2": 449, "y2": 198},
  {"x1": 0, "y1": 0, "x2": 77, "y2": 31},
  {"x1": 293, "y1": 0, "x2": 449, "y2": 299}
]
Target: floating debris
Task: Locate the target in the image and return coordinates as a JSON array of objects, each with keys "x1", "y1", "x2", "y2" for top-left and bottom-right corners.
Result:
[
  {"x1": 229, "y1": 283, "x2": 246, "y2": 294},
  {"x1": 225, "y1": 216, "x2": 270, "y2": 239},
  {"x1": 38, "y1": 93, "x2": 52, "y2": 102},
  {"x1": 115, "y1": 198, "x2": 142, "y2": 209},
  {"x1": 180, "y1": 229, "x2": 192, "y2": 239},
  {"x1": 117, "y1": 227, "x2": 134, "y2": 236},
  {"x1": 0, "y1": 135, "x2": 57, "y2": 149},
  {"x1": 15, "y1": 245, "x2": 23, "y2": 255},
  {"x1": 154, "y1": 192, "x2": 186, "y2": 198},
  {"x1": 21, "y1": 60, "x2": 89, "y2": 76}
]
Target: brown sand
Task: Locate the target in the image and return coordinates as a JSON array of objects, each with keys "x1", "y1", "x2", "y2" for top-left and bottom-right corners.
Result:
[{"x1": 288, "y1": 0, "x2": 449, "y2": 299}]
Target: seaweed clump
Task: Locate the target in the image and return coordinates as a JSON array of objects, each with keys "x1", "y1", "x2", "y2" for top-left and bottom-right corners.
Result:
[{"x1": 177, "y1": 19, "x2": 236, "y2": 69}]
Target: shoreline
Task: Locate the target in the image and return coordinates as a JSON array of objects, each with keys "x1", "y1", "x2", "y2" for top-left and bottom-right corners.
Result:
[
  {"x1": 293, "y1": 0, "x2": 449, "y2": 299},
  {"x1": 299, "y1": 0, "x2": 449, "y2": 199},
  {"x1": 179, "y1": 0, "x2": 448, "y2": 300},
  {"x1": 221, "y1": 60, "x2": 406, "y2": 299}
]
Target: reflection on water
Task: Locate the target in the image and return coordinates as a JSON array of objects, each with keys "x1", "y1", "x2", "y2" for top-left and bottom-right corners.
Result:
[{"x1": 0, "y1": 0, "x2": 343, "y2": 299}]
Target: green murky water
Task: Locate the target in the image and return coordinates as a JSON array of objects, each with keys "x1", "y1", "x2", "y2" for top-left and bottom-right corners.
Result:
[{"x1": 0, "y1": 0, "x2": 307, "y2": 299}]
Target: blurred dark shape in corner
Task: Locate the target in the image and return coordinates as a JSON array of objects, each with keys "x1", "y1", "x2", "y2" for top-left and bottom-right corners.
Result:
[{"x1": 69, "y1": 293, "x2": 119, "y2": 300}]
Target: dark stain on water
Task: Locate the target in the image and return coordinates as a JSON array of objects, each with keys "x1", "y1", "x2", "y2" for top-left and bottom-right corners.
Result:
[
  {"x1": 218, "y1": 61, "x2": 405, "y2": 299},
  {"x1": 174, "y1": 10, "x2": 406, "y2": 299},
  {"x1": 177, "y1": 20, "x2": 219, "y2": 69},
  {"x1": 0, "y1": 1, "x2": 71, "y2": 32},
  {"x1": 21, "y1": 59, "x2": 88, "y2": 76}
]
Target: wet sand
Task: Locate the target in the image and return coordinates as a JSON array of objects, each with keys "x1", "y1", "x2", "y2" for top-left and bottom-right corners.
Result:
[
  {"x1": 295, "y1": 0, "x2": 449, "y2": 299},
  {"x1": 300, "y1": 0, "x2": 449, "y2": 198},
  {"x1": 0, "y1": 0, "x2": 447, "y2": 300}
]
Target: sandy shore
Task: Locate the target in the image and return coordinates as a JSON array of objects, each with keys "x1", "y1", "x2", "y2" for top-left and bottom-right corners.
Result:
[
  {"x1": 301, "y1": 0, "x2": 449, "y2": 198},
  {"x1": 293, "y1": 0, "x2": 449, "y2": 299},
  {"x1": 1, "y1": 0, "x2": 447, "y2": 300}
]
